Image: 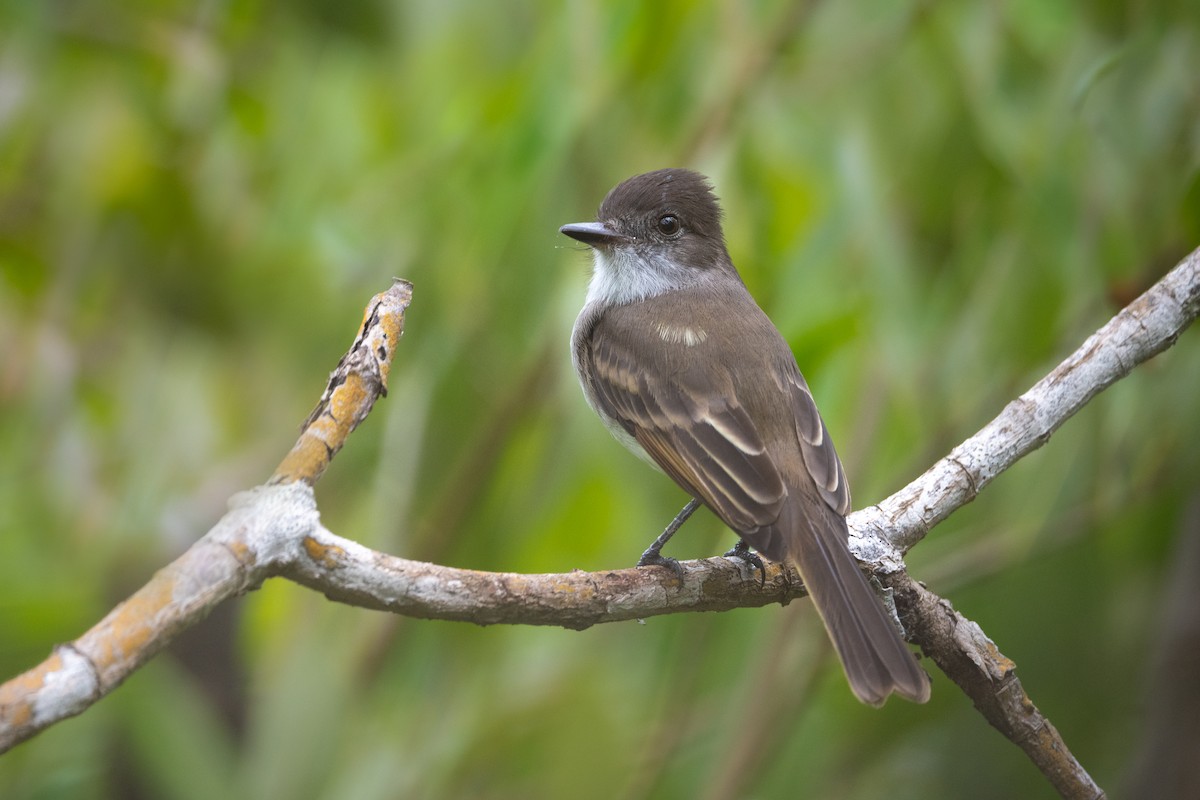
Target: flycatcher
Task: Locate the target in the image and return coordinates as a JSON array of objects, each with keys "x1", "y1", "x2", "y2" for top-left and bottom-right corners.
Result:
[{"x1": 560, "y1": 168, "x2": 930, "y2": 706}]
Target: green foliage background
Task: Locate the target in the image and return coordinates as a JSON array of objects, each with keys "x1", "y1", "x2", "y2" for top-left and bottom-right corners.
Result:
[{"x1": 2, "y1": 2, "x2": 1198, "y2": 798}]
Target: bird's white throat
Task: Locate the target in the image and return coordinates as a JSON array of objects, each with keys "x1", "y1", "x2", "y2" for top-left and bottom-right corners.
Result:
[{"x1": 585, "y1": 246, "x2": 694, "y2": 307}]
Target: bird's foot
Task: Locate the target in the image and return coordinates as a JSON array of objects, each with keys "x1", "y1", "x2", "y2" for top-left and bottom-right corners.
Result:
[
  {"x1": 637, "y1": 547, "x2": 686, "y2": 581},
  {"x1": 723, "y1": 540, "x2": 766, "y2": 587},
  {"x1": 634, "y1": 498, "x2": 699, "y2": 582}
]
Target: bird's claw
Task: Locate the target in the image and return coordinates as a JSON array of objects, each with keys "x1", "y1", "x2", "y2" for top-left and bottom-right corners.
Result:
[
  {"x1": 723, "y1": 540, "x2": 766, "y2": 587},
  {"x1": 637, "y1": 550, "x2": 686, "y2": 581}
]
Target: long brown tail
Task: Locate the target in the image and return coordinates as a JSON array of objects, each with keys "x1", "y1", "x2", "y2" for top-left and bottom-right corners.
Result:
[{"x1": 780, "y1": 499, "x2": 931, "y2": 706}]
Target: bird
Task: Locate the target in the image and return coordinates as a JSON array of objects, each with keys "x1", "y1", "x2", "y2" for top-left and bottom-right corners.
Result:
[{"x1": 560, "y1": 168, "x2": 930, "y2": 705}]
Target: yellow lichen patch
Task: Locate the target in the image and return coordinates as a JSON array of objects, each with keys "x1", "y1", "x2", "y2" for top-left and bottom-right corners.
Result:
[
  {"x1": 551, "y1": 580, "x2": 593, "y2": 598},
  {"x1": 97, "y1": 575, "x2": 177, "y2": 665},
  {"x1": 303, "y1": 536, "x2": 346, "y2": 569},
  {"x1": 984, "y1": 639, "x2": 1017, "y2": 674},
  {"x1": 225, "y1": 539, "x2": 253, "y2": 565},
  {"x1": 275, "y1": 434, "x2": 331, "y2": 484},
  {"x1": 0, "y1": 653, "x2": 64, "y2": 727},
  {"x1": 333, "y1": 375, "x2": 373, "y2": 424}
]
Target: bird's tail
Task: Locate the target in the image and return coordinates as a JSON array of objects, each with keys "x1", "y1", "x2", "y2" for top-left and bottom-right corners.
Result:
[{"x1": 778, "y1": 500, "x2": 931, "y2": 706}]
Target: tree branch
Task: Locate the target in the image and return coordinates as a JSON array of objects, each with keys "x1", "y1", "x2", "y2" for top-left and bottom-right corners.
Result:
[
  {"x1": 854, "y1": 246, "x2": 1199, "y2": 556},
  {"x1": 1, "y1": 279, "x2": 412, "y2": 753},
  {"x1": 883, "y1": 572, "x2": 1105, "y2": 800},
  {"x1": 2, "y1": 247, "x2": 1196, "y2": 800},
  {"x1": 285, "y1": 522, "x2": 808, "y2": 628},
  {"x1": 273, "y1": 279, "x2": 413, "y2": 485},
  {"x1": 0, "y1": 484, "x2": 318, "y2": 753}
]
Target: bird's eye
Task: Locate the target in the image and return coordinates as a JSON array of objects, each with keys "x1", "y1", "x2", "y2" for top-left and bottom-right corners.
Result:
[{"x1": 657, "y1": 215, "x2": 681, "y2": 236}]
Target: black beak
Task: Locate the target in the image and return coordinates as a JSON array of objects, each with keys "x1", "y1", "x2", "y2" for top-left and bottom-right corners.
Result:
[{"x1": 559, "y1": 222, "x2": 627, "y2": 247}]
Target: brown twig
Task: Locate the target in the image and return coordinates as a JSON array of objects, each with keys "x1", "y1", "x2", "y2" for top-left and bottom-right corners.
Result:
[
  {"x1": 0, "y1": 279, "x2": 412, "y2": 753},
  {"x1": 0, "y1": 484, "x2": 319, "y2": 753},
  {"x1": 272, "y1": 279, "x2": 413, "y2": 485},
  {"x1": 885, "y1": 573, "x2": 1106, "y2": 800},
  {"x1": 853, "y1": 246, "x2": 1200, "y2": 559}
]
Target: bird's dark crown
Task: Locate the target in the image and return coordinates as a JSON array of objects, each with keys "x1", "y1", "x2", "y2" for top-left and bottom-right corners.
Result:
[{"x1": 597, "y1": 168, "x2": 726, "y2": 245}]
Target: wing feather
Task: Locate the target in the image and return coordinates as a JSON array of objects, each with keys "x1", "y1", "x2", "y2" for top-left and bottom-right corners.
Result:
[
  {"x1": 588, "y1": 321, "x2": 786, "y2": 532},
  {"x1": 780, "y1": 369, "x2": 851, "y2": 516}
]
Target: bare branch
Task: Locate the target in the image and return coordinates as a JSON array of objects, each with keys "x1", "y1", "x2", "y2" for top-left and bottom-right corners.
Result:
[
  {"x1": 1, "y1": 280, "x2": 412, "y2": 753},
  {"x1": 273, "y1": 279, "x2": 413, "y2": 485},
  {"x1": 853, "y1": 247, "x2": 1199, "y2": 556},
  {"x1": 0, "y1": 484, "x2": 319, "y2": 752},
  {"x1": 0, "y1": 484, "x2": 807, "y2": 753},
  {"x1": 884, "y1": 573, "x2": 1106, "y2": 800},
  {"x1": 284, "y1": 522, "x2": 806, "y2": 628}
]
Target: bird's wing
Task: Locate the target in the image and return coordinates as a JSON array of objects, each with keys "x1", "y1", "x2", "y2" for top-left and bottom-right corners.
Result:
[
  {"x1": 586, "y1": 320, "x2": 787, "y2": 533},
  {"x1": 777, "y1": 366, "x2": 852, "y2": 516}
]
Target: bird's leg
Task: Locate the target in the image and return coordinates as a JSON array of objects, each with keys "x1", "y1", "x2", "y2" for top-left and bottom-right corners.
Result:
[
  {"x1": 722, "y1": 539, "x2": 766, "y2": 587},
  {"x1": 637, "y1": 497, "x2": 701, "y2": 578}
]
